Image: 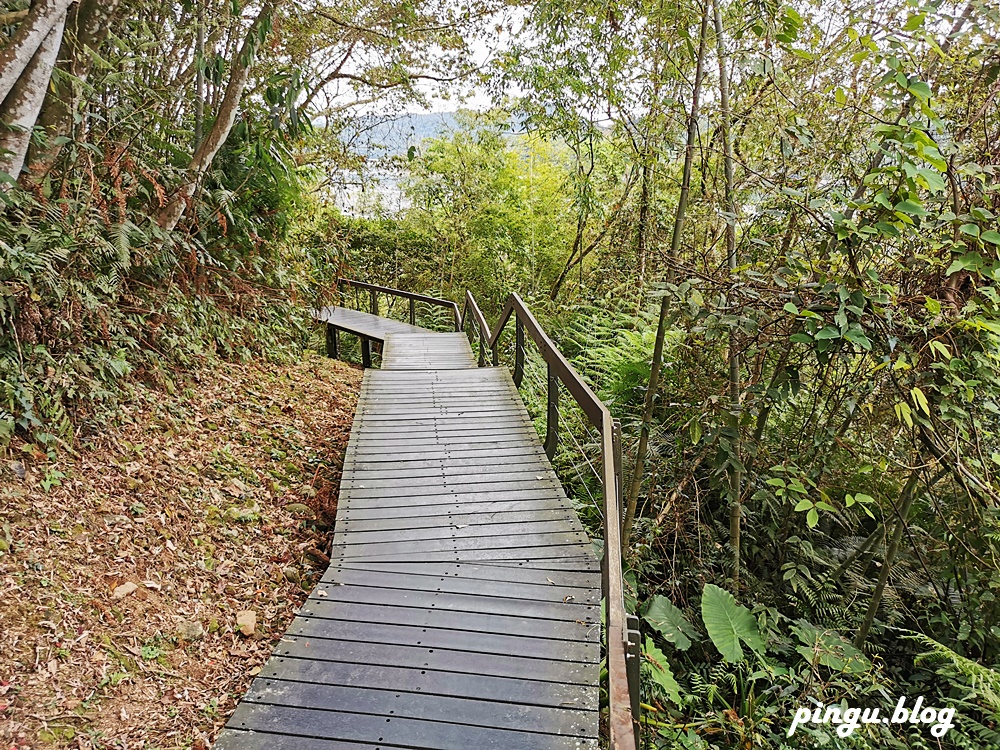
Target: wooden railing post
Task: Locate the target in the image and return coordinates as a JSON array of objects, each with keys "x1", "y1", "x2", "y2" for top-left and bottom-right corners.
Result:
[
  {"x1": 361, "y1": 337, "x2": 372, "y2": 368},
  {"x1": 613, "y1": 419, "x2": 624, "y2": 521},
  {"x1": 626, "y1": 614, "x2": 642, "y2": 748},
  {"x1": 409, "y1": 298, "x2": 416, "y2": 325},
  {"x1": 544, "y1": 363, "x2": 559, "y2": 459},
  {"x1": 513, "y1": 316, "x2": 525, "y2": 387},
  {"x1": 369, "y1": 289, "x2": 377, "y2": 316},
  {"x1": 325, "y1": 324, "x2": 339, "y2": 359},
  {"x1": 477, "y1": 324, "x2": 486, "y2": 367}
]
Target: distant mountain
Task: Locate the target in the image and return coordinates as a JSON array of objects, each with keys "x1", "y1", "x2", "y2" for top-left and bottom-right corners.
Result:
[{"x1": 340, "y1": 112, "x2": 460, "y2": 159}]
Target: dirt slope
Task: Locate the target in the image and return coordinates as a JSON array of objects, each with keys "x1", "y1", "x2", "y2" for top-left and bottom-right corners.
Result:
[{"x1": 0, "y1": 353, "x2": 362, "y2": 749}]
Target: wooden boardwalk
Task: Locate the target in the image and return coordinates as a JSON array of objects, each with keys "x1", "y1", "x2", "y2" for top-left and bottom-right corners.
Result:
[{"x1": 214, "y1": 316, "x2": 602, "y2": 749}]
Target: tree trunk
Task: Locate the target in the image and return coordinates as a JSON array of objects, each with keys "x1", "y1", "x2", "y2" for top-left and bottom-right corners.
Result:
[
  {"x1": 622, "y1": 2, "x2": 711, "y2": 547},
  {"x1": 636, "y1": 159, "x2": 652, "y2": 286},
  {"x1": 714, "y1": 0, "x2": 741, "y2": 586},
  {"x1": 156, "y1": 0, "x2": 274, "y2": 231},
  {"x1": 667, "y1": 5, "x2": 709, "y2": 263},
  {"x1": 194, "y1": 0, "x2": 205, "y2": 146},
  {"x1": 853, "y1": 470, "x2": 921, "y2": 649},
  {"x1": 0, "y1": 11, "x2": 66, "y2": 183},
  {"x1": 0, "y1": 0, "x2": 74, "y2": 104},
  {"x1": 22, "y1": 0, "x2": 123, "y2": 180}
]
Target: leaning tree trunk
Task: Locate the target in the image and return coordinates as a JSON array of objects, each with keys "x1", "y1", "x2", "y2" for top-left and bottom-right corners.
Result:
[
  {"x1": 0, "y1": 0, "x2": 74, "y2": 103},
  {"x1": 622, "y1": 1, "x2": 711, "y2": 547},
  {"x1": 156, "y1": 0, "x2": 274, "y2": 231},
  {"x1": 853, "y1": 469, "x2": 921, "y2": 649},
  {"x1": 23, "y1": 0, "x2": 123, "y2": 180},
  {"x1": 714, "y1": 0, "x2": 742, "y2": 586},
  {"x1": 0, "y1": 11, "x2": 66, "y2": 183}
]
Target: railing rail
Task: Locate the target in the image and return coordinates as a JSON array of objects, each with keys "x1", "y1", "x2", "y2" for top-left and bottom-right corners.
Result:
[
  {"x1": 327, "y1": 280, "x2": 640, "y2": 749},
  {"x1": 337, "y1": 278, "x2": 462, "y2": 331},
  {"x1": 460, "y1": 290, "x2": 494, "y2": 367},
  {"x1": 477, "y1": 292, "x2": 640, "y2": 750}
]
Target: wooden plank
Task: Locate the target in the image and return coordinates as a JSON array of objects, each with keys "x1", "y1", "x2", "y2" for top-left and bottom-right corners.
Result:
[
  {"x1": 287, "y1": 618, "x2": 598, "y2": 662},
  {"x1": 335, "y1": 546, "x2": 599, "y2": 566},
  {"x1": 306, "y1": 583, "x2": 598, "y2": 623},
  {"x1": 330, "y1": 560, "x2": 600, "y2": 589},
  {"x1": 346, "y1": 436, "x2": 541, "y2": 450},
  {"x1": 337, "y1": 498, "x2": 577, "y2": 520},
  {"x1": 340, "y1": 480, "x2": 564, "y2": 500},
  {"x1": 222, "y1": 702, "x2": 598, "y2": 749},
  {"x1": 332, "y1": 520, "x2": 584, "y2": 547},
  {"x1": 241, "y1": 680, "x2": 598, "y2": 735},
  {"x1": 347, "y1": 430, "x2": 536, "y2": 443},
  {"x1": 339, "y1": 500, "x2": 583, "y2": 518},
  {"x1": 213, "y1": 730, "x2": 373, "y2": 750},
  {"x1": 337, "y1": 507, "x2": 578, "y2": 531},
  {"x1": 348, "y1": 423, "x2": 535, "y2": 437},
  {"x1": 324, "y1": 561, "x2": 599, "y2": 589},
  {"x1": 342, "y1": 460, "x2": 552, "y2": 478},
  {"x1": 297, "y1": 600, "x2": 601, "y2": 642},
  {"x1": 359, "y1": 394, "x2": 524, "y2": 404},
  {"x1": 355, "y1": 411, "x2": 531, "y2": 422},
  {"x1": 344, "y1": 447, "x2": 546, "y2": 463},
  {"x1": 330, "y1": 560, "x2": 601, "y2": 589},
  {"x1": 318, "y1": 568, "x2": 598, "y2": 605},
  {"x1": 247, "y1": 658, "x2": 598, "y2": 709},
  {"x1": 340, "y1": 471, "x2": 561, "y2": 490},
  {"x1": 272, "y1": 637, "x2": 594, "y2": 684}
]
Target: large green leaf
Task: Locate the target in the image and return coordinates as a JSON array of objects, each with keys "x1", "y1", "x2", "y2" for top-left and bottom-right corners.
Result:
[
  {"x1": 700, "y1": 584, "x2": 765, "y2": 662},
  {"x1": 642, "y1": 596, "x2": 697, "y2": 651},
  {"x1": 643, "y1": 637, "x2": 683, "y2": 705}
]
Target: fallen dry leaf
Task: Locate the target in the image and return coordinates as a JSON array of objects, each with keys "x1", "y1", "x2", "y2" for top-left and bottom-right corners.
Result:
[{"x1": 0, "y1": 353, "x2": 361, "y2": 747}]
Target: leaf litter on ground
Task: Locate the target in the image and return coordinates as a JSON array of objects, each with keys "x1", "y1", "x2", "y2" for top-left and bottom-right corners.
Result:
[{"x1": 0, "y1": 353, "x2": 362, "y2": 749}]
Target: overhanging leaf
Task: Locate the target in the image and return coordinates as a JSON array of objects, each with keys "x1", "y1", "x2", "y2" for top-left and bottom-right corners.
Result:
[{"x1": 792, "y1": 620, "x2": 871, "y2": 674}]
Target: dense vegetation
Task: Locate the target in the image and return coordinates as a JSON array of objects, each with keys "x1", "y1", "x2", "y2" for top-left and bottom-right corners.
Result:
[{"x1": 3, "y1": 0, "x2": 1000, "y2": 747}]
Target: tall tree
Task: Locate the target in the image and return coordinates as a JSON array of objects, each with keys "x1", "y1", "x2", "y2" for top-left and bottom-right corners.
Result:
[
  {"x1": 22, "y1": 0, "x2": 124, "y2": 180},
  {"x1": 156, "y1": 0, "x2": 276, "y2": 230},
  {"x1": 0, "y1": 0, "x2": 73, "y2": 103},
  {"x1": 0, "y1": 8, "x2": 66, "y2": 182},
  {"x1": 623, "y1": 0, "x2": 710, "y2": 546}
]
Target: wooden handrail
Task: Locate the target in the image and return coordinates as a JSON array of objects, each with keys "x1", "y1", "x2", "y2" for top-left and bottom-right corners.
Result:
[
  {"x1": 481, "y1": 292, "x2": 640, "y2": 750},
  {"x1": 461, "y1": 290, "x2": 494, "y2": 367},
  {"x1": 337, "y1": 278, "x2": 462, "y2": 331}
]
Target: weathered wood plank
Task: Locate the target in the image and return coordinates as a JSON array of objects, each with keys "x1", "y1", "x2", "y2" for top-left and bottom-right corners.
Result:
[
  {"x1": 337, "y1": 507, "x2": 577, "y2": 531},
  {"x1": 271, "y1": 637, "x2": 595, "y2": 684},
  {"x1": 241, "y1": 680, "x2": 598, "y2": 735},
  {"x1": 223, "y1": 701, "x2": 598, "y2": 749},
  {"x1": 296, "y1": 601, "x2": 601, "y2": 642},
  {"x1": 249, "y1": 658, "x2": 598, "y2": 710},
  {"x1": 318, "y1": 568, "x2": 597, "y2": 605},
  {"x1": 323, "y1": 560, "x2": 599, "y2": 587},
  {"x1": 337, "y1": 498, "x2": 577, "y2": 520},
  {"x1": 331, "y1": 520, "x2": 585, "y2": 547},
  {"x1": 286, "y1": 618, "x2": 598, "y2": 662}
]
